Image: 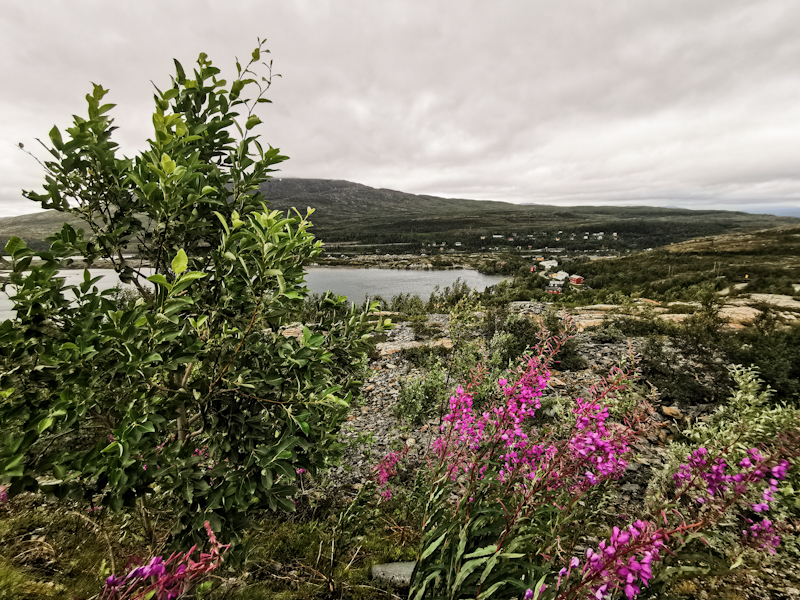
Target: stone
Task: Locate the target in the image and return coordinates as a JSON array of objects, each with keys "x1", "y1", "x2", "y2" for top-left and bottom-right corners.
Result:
[
  {"x1": 371, "y1": 561, "x2": 416, "y2": 588},
  {"x1": 719, "y1": 305, "x2": 760, "y2": 325},
  {"x1": 661, "y1": 406, "x2": 683, "y2": 419}
]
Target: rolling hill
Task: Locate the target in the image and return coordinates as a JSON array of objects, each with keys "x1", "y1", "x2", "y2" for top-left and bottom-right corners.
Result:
[{"x1": 1, "y1": 178, "x2": 797, "y2": 252}]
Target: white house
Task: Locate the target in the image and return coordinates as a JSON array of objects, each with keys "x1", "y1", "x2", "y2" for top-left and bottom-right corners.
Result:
[{"x1": 540, "y1": 259, "x2": 558, "y2": 271}]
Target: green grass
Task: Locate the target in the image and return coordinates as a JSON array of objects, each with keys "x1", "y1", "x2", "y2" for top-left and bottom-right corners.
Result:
[{"x1": 0, "y1": 484, "x2": 421, "y2": 600}]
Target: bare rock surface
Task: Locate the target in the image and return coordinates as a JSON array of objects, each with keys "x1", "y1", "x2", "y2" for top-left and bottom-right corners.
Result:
[{"x1": 371, "y1": 561, "x2": 416, "y2": 588}]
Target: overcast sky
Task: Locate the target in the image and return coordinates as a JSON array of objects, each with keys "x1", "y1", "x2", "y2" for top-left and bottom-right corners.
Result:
[{"x1": 2, "y1": 1, "x2": 800, "y2": 217}]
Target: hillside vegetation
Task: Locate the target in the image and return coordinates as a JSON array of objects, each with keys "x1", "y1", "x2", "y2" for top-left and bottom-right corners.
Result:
[
  {"x1": 574, "y1": 225, "x2": 800, "y2": 300},
  {"x1": 2, "y1": 178, "x2": 797, "y2": 252}
]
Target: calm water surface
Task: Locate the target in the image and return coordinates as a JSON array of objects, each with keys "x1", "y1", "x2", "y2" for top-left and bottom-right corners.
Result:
[
  {"x1": 0, "y1": 267, "x2": 506, "y2": 319},
  {"x1": 304, "y1": 267, "x2": 506, "y2": 303}
]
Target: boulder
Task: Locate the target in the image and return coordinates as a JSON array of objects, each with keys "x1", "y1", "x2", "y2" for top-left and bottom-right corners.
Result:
[{"x1": 371, "y1": 561, "x2": 416, "y2": 588}]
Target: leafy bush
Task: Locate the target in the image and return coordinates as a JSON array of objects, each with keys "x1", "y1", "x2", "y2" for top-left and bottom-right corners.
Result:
[
  {"x1": 397, "y1": 360, "x2": 448, "y2": 425},
  {"x1": 542, "y1": 308, "x2": 587, "y2": 371},
  {"x1": 0, "y1": 43, "x2": 384, "y2": 549},
  {"x1": 426, "y1": 278, "x2": 474, "y2": 313},
  {"x1": 409, "y1": 318, "x2": 443, "y2": 340},
  {"x1": 390, "y1": 292, "x2": 427, "y2": 315},
  {"x1": 401, "y1": 344, "x2": 451, "y2": 368}
]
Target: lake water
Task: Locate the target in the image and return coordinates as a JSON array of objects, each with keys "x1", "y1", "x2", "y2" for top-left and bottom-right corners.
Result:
[
  {"x1": 0, "y1": 267, "x2": 506, "y2": 319},
  {"x1": 304, "y1": 267, "x2": 506, "y2": 303}
]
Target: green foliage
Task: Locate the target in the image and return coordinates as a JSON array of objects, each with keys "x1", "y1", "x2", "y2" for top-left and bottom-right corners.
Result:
[
  {"x1": 397, "y1": 360, "x2": 447, "y2": 425},
  {"x1": 0, "y1": 43, "x2": 386, "y2": 549},
  {"x1": 645, "y1": 367, "x2": 800, "y2": 592},
  {"x1": 389, "y1": 292, "x2": 427, "y2": 315},
  {"x1": 722, "y1": 322, "x2": 800, "y2": 400},
  {"x1": 575, "y1": 228, "x2": 800, "y2": 303},
  {"x1": 483, "y1": 308, "x2": 541, "y2": 367},
  {"x1": 401, "y1": 343, "x2": 451, "y2": 368},
  {"x1": 426, "y1": 278, "x2": 475, "y2": 313},
  {"x1": 541, "y1": 308, "x2": 587, "y2": 371}
]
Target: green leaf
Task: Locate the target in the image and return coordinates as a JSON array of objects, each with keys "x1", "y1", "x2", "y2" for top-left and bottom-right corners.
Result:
[
  {"x1": 212, "y1": 211, "x2": 230, "y2": 235},
  {"x1": 477, "y1": 581, "x2": 506, "y2": 600},
  {"x1": 173, "y1": 59, "x2": 186, "y2": 83},
  {"x1": 454, "y1": 555, "x2": 491, "y2": 591},
  {"x1": 231, "y1": 80, "x2": 244, "y2": 98},
  {"x1": 147, "y1": 274, "x2": 172, "y2": 290},
  {"x1": 178, "y1": 271, "x2": 206, "y2": 282},
  {"x1": 245, "y1": 115, "x2": 261, "y2": 130},
  {"x1": 37, "y1": 417, "x2": 54, "y2": 434},
  {"x1": 420, "y1": 532, "x2": 447, "y2": 561},
  {"x1": 411, "y1": 571, "x2": 441, "y2": 600},
  {"x1": 160, "y1": 153, "x2": 176, "y2": 175},
  {"x1": 49, "y1": 126, "x2": 64, "y2": 150},
  {"x1": 264, "y1": 269, "x2": 285, "y2": 293},
  {"x1": 531, "y1": 574, "x2": 548, "y2": 600},
  {"x1": 5, "y1": 236, "x2": 27, "y2": 258},
  {"x1": 171, "y1": 249, "x2": 188, "y2": 275},
  {"x1": 463, "y1": 545, "x2": 498, "y2": 560}
]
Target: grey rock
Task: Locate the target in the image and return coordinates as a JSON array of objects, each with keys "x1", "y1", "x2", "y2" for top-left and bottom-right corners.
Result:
[{"x1": 371, "y1": 561, "x2": 416, "y2": 588}]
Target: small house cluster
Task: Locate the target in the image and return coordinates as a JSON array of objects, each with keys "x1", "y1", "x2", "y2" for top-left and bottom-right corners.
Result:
[{"x1": 543, "y1": 269, "x2": 584, "y2": 295}]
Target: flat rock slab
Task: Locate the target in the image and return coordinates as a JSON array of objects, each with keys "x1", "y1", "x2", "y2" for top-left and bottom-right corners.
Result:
[{"x1": 371, "y1": 561, "x2": 416, "y2": 588}]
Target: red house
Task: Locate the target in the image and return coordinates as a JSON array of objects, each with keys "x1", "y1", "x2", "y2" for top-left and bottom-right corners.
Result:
[
  {"x1": 570, "y1": 275, "x2": 584, "y2": 285},
  {"x1": 545, "y1": 284, "x2": 562, "y2": 294}
]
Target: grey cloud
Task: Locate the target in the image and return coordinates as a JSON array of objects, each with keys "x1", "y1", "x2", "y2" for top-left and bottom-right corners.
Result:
[{"x1": 2, "y1": 0, "x2": 799, "y2": 217}]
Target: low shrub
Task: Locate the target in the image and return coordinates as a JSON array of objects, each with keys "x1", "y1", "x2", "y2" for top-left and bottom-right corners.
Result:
[{"x1": 397, "y1": 360, "x2": 448, "y2": 425}]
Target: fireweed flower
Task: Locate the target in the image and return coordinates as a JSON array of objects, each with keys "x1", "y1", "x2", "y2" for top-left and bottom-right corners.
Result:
[
  {"x1": 557, "y1": 556, "x2": 581, "y2": 589},
  {"x1": 673, "y1": 446, "x2": 793, "y2": 516},
  {"x1": 414, "y1": 342, "x2": 791, "y2": 599},
  {"x1": 582, "y1": 520, "x2": 663, "y2": 600},
  {"x1": 423, "y1": 352, "x2": 638, "y2": 506},
  {"x1": 100, "y1": 521, "x2": 228, "y2": 600},
  {"x1": 372, "y1": 446, "x2": 409, "y2": 500},
  {"x1": 743, "y1": 518, "x2": 781, "y2": 554}
]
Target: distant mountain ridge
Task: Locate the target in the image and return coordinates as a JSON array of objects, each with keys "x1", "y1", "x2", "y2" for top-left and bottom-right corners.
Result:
[
  {"x1": 259, "y1": 178, "x2": 508, "y2": 216},
  {"x1": 1, "y1": 178, "x2": 798, "y2": 250}
]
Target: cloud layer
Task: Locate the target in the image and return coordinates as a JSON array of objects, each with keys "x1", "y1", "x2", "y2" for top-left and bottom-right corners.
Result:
[{"x1": 2, "y1": 0, "x2": 799, "y2": 216}]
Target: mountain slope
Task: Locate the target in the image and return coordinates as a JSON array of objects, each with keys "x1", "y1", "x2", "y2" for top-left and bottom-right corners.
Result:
[{"x1": 1, "y1": 178, "x2": 797, "y2": 251}]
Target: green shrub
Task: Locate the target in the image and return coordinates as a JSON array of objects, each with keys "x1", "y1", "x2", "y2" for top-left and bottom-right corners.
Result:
[
  {"x1": 400, "y1": 344, "x2": 450, "y2": 368},
  {"x1": 0, "y1": 43, "x2": 384, "y2": 551},
  {"x1": 397, "y1": 360, "x2": 447, "y2": 425},
  {"x1": 542, "y1": 308, "x2": 587, "y2": 370}
]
